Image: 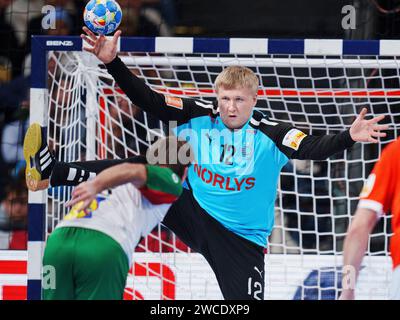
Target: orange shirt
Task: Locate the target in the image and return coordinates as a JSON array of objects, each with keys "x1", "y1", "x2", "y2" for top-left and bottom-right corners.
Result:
[{"x1": 358, "y1": 137, "x2": 400, "y2": 268}]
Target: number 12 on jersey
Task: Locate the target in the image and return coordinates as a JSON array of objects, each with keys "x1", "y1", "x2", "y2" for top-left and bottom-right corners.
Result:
[{"x1": 248, "y1": 277, "x2": 263, "y2": 300}]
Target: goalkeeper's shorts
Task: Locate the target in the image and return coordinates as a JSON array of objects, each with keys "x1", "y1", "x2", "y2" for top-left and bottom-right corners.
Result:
[
  {"x1": 163, "y1": 188, "x2": 265, "y2": 300},
  {"x1": 42, "y1": 227, "x2": 129, "y2": 300}
]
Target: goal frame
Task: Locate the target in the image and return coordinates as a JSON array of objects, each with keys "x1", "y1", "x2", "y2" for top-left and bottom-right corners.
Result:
[{"x1": 28, "y1": 35, "x2": 400, "y2": 300}]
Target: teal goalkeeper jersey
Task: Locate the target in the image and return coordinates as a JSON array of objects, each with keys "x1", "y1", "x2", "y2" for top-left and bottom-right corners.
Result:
[
  {"x1": 174, "y1": 114, "x2": 289, "y2": 247},
  {"x1": 105, "y1": 56, "x2": 356, "y2": 248}
]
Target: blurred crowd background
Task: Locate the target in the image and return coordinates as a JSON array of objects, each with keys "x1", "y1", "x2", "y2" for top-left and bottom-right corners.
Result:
[{"x1": 0, "y1": 0, "x2": 399, "y2": 251}]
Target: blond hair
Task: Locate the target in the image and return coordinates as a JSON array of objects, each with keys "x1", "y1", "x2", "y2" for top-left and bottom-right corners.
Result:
[{"x1": 214, "y1": 66, "x2": 259, "y2": 95}]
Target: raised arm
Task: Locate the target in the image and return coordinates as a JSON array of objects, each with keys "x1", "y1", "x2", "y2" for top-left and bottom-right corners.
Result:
[
  {"x1": 104, "y1": 55, "x2": 193, "y2": 123},
  {"x1": 65, "y1": 163, "x2": 146, "y2": 209},
  {"x1": 81, "y1": 27, "x2": 209, "y2": 124},
  {"x1": 65, "y1": 163, "x2": 182, "y2": 211}
]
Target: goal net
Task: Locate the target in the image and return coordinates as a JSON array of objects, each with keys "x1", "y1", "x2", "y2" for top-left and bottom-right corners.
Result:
[{"x1": 29, "y1": 37, "x2": 400, "y2": 300}]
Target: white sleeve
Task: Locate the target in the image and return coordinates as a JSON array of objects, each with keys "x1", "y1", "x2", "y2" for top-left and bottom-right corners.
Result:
[
  {"x1": 357, "y1": 199, "x2": 384, "y2": 218},
  {"x1": 140, "y1": 198, "x2": 171, "y2": 237}
]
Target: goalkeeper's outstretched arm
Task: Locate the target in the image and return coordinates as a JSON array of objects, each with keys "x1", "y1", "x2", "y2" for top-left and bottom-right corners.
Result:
[
  {"x1": 339, "y1": 208, "x2": 377, "y2": 300},
  {"x1": 257, "y1": 108, "x2": 388, "y2": 161},
  {"x1": 81, "y1": 27, "x2": 208, "y2": 125},
  {"x1": 294, "y1": 108, "x2": 388, "y2": 159}
]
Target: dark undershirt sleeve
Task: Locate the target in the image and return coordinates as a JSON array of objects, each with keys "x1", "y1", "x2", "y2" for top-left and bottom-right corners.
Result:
[
  {"x1": 291, "y1": 130, "x2": 355, "y2": 160},
  {"x1": 105, "y1": 56, "x2": 209, "y2": 125},
  {"x1": 256, "y1": 115, "x2": 356, "y2": 160}
]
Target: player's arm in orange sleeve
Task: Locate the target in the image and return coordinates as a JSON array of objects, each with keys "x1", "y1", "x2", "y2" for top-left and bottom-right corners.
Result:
[
  {"x1": 339, "y1": 140, "x2": 397, "y2": 300},
  {"x1": 339, "y1": 207, "x2": 377, "y2": 300}
]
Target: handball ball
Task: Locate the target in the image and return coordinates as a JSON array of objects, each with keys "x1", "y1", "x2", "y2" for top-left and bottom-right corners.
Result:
[{"x1": 83, "y1": 0, "x2": 122, "y2": 35}]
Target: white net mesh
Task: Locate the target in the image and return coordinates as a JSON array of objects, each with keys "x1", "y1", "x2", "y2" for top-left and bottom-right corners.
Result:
[{"x1": 45, "y1": 49, "x2": 399, "y2": 300}]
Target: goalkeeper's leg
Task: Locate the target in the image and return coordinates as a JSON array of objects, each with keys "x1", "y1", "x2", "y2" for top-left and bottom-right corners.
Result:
[
  {"x1": 49, "y1": 156, "x2": 146, "y2": 188},
  {"x1": 23, "y1": 123, "x2": 56, "y2": 191},
  {"x1": 23, "y1": 123, "x2": 146, "y2": 190},
  {"x1": 164, "y1": 189, "x2": 265, "y2": 300}
]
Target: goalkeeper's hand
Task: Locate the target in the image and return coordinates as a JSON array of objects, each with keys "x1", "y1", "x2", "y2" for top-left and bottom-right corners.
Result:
[
  {"x1": 349, "y1": 108, "x2": 389, "y2": 143},
  {"x1": 81, "y1": 26, "x2": 121, "y2": 64},
  {"x1": 65, "y1": 180, "x2": 99, "y2": 211}
]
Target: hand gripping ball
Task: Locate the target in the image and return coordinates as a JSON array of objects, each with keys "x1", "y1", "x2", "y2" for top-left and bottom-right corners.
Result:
[{"x1": 83, "y1": 0, "x2": 122, "y2": 35}]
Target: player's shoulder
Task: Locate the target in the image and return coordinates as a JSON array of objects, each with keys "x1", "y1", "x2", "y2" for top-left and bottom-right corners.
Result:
[
  {"x1": 250, "y1": 110, "x2": 293, "y2": 137},
  {"x1": 367, "y1": 137, "x2": 400, "y2": 181},
  {"x1": 388, "y1": 136, "x2": 400, "y2": 150},
  {"x1": 250, "y1": 110, "x2": 309, "y2": 155},
  {"x1": 189, "y1": 97, "x2": 218, "y2": 117},
  {"x1": 380, "y1": 137, "x2": 400, "y2": 159},
  {"x1": 171, "y1": 95, "x2": 218, "y2": 116}
]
